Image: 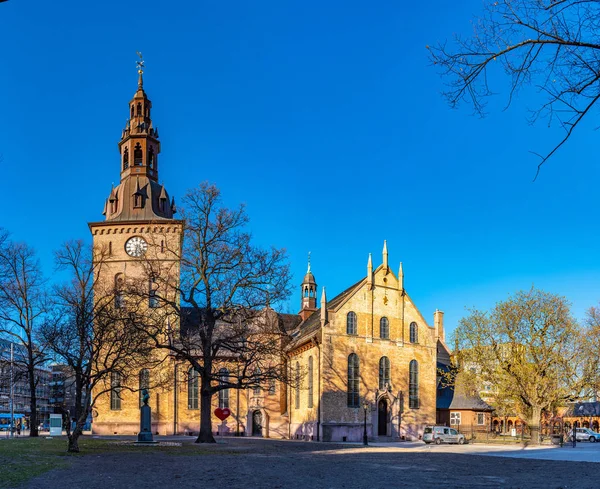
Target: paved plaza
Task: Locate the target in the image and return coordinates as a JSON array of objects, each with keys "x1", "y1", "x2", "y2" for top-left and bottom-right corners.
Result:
[{"x1": 18, "y1": 436, "x2": 600, "y2": 489}]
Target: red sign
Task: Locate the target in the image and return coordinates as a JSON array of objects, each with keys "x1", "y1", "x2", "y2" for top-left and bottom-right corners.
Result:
[{"x1": 214, "y1": 407, "x2": 231, "y2": 421}]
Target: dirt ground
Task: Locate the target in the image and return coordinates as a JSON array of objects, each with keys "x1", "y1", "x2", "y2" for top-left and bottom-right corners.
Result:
[{"x1": 22, "y1": 437, "x2": 599, "y2": 489}]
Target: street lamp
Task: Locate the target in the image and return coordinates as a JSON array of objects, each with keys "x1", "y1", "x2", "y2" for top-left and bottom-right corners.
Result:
[{"x1": 362, "y1": 399, "x2": 369, "y2": 446}]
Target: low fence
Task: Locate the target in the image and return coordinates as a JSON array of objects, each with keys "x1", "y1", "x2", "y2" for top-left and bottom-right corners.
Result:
[{"x1": 454, "y1": 424, "x2": 566, "y2": 445}]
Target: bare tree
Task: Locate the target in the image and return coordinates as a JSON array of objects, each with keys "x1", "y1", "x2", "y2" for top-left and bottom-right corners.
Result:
[
  {"x1": 430, "y1": 0, "x2": 600, "y2": 177},
  {"x1": 454, "y1": 287, "x2": 587, "y2": 444},
  {"x1": 41, "y1": 240, "x2": 159, "y2": 452},
  {"x1": 0, "y1": 229, "x2": 47, "y2": 437},
  {"x1": 132, "y1": 183, "x2": 293, "y2": 443}
]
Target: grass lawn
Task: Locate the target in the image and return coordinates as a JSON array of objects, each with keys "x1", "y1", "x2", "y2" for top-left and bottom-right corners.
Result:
[{"x1": 0, "y1": 436, "x2": 237, "y2": 488}]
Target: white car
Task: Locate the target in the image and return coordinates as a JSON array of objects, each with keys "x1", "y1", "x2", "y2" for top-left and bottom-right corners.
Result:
[
  {"x1": 423, "y1": 426, "x2": 465, "y2": 445},
  {"x1": 567, "y1": 428, "x2": 600, "y2": 442}
]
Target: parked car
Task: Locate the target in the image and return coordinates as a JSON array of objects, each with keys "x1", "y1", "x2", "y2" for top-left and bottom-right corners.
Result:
[
  {"x1": 567, "y1": 428, "x2": 600, "y2": 442},
  {"x1": 423, "y1": 426, "x2": 465, "y2": 445}
]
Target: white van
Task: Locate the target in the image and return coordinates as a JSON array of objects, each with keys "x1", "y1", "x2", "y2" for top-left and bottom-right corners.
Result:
[{"x1": 423, "y1": 425, "x2": 465, "y2": 445}]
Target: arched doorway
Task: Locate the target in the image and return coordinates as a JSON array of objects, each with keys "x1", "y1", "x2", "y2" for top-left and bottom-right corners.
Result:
[
  {"x1": 252, "y1": 410, "x2": 262, "y2": 436},
  {"x1": 378, "y1": 398, "x2": 388, "y2": 436}
]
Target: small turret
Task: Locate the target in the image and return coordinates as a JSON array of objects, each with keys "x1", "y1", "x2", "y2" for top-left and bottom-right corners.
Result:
[
  {"x1": 299, "y1": 253, "x2": 318, "y2": 321},
  {"x1": 398, "y1": 262, "x2": 404, "y2": 292},
  {"x1": 320, "y1": 287, "x2": 328, "y2": 327},
  {"x1": 382, "y1": 240, "x2": 389, "y2": 271},
  {"x1": 367, "y1": 253, "x2": 373, "y2": 289}
]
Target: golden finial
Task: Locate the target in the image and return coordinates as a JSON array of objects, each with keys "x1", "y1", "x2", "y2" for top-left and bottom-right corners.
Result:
[{"x1": 136, "y1": 51, "x2": 145, "y2": 88}]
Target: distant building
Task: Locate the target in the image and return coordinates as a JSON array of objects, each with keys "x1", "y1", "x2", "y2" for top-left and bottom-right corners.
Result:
[
  {"x1": 436, "y1": 341, "x2": 494, "y2": 431},
  {"x1": 0, "y1": 338, "x2": 52, "y2": 427}
]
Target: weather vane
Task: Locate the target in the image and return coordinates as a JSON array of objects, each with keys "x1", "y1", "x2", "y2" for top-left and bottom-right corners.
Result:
[
  {"x1": 136, "y1": 51, "x2": 145, "y2": 74},
  {"x1": 307, "y1": 251, "x2": 311, "y2": 273}
]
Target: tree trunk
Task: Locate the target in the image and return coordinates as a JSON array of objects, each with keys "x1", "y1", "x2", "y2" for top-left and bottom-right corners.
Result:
[
  {"x1": 28, "y1": 366, "x2": 38, "y2": 438},
  {"x1": 195, "y1": 376, "x2": 215, "y2": 443},
  {"x1": 67, "y1": 425, "x2": 83, "y2": 453},
  {"x1": 529, "y1": 407, "x2": 542, "y2": 445}
]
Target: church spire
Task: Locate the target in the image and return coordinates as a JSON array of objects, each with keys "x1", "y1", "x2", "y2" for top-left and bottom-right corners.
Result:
[
  {"x1": 117, "y1": 52, "x2": 160, "y2": 183},
  {"x1": 382, "y1": 240, "x2": 389, "y2": 271},
  {"x1": 299, "y1": 252, "x2": 318, "y2": 320},
  {"x1": 137, "y1": 51, "x2": 144, "y2": 89},
  {"x1": 101, "y1": 56, "x2": 175, "y2": 223}
]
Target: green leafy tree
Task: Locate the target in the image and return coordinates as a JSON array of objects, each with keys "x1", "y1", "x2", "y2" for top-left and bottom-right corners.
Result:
[{"x1": 455, "y1": 288, "x2": 587, "y2": 443}]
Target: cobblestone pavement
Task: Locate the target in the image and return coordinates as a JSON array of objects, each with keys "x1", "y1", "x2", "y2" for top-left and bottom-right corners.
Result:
[{"x1": 24, "y1": 437, "x2": 600, "y2": 489}]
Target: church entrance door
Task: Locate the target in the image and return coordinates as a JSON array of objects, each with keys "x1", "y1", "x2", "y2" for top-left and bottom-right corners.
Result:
[
  {"x1": 378, "y1": 399, "x2": 388, "y2": 436},
  {"x1": 252, "y1": 410, "x2": 263, "y2": 436}
]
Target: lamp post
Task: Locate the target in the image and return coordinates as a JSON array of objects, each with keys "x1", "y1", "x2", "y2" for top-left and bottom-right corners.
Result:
[
  {"x1": 9, "y1": 343, "x2": 14, "y2": 439},
  {"x1": 362, "y1": 399, "x2": 369, "y2": 446}
]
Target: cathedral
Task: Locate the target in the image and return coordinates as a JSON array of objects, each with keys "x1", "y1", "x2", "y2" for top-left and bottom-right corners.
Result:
[{"x1": 90, "y1": 69, "x2": 443, "y2": 442}]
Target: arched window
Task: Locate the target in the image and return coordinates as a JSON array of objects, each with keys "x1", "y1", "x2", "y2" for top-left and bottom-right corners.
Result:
[
  {"x1": 307, "y1": 356, "x2": 313, "y2": 408},
  {"x1": 134, "y1": 193, "x2": 143, "y2": 208},
  {"x1": 148, "y1": 276, "x2": 158, "y2": 308},
  {"x1": 295, "y1": 362, "x2": 300, "y2": 409},
  {"x1": 139, "y1": 369, "x2": 149, "y2": 407},
  {"x1": 380, "y1": 317, "x2": 389, "y2": 339},
  {"x1": 114, "y1": 274, "x2": 124, "y2": 309},
  {"x1": 218, "y1": 368, "x2": 229, "y2": 409},
  {"x1": 346, "y1": 311, "x2": 357, "y2": 335},
  {"x1": 136, "y1": 102, "x2": 142, "y2": 116},
  {"x1": 134, "y1": 143, "x2": 143, "y2": 166},
  {"x1": 188, "y1": 367, "x2": 198, "y2": 409},
  {"x1": 410, "y1": 322, "x2": 418, "y2": 343},
  {"x1": 123, "y1": 148, "x2": 129, "y2": 170},
  {"x1": 347, "y1": 353, "x2": 359, "y2": 407},
  {"x1": 110, "y1": 372, "x2": 121, "y2": 410},
  {"x1": 409, "y1": 360, "x2": 419, "y2": 409},
  {"x1": 379, "y1": 356, "x2": 390, "y2": 390},
  {"x1": 131, "y1": 105, "x2": 134, "y2": 118},
  {"x1": 253, "y1": 367, "x2": 261, "y2": 395},
  {"x1": 268, "y1": 378, "x2": 276, "y2": 395},
  {"x1": 148, "y1": 146, "x2": 154, "y2": 169}
]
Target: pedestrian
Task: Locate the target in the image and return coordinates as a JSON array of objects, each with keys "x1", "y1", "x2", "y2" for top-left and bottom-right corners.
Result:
[{"x1": 16, "y1": 421, "x2": 21, "y2": 436}]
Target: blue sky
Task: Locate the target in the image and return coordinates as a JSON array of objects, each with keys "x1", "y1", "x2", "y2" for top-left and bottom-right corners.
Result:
[{"x1": 1, "y1": 0, "x2": 599, "y2": 337}]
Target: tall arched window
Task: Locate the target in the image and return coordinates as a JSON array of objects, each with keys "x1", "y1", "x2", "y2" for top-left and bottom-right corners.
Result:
[
  {"x1": 110, "y1": 372, "x2": 121, "y2": 411},
  {"x1": 295, "y1": 362, "x2": 300, "y2": 409},
  {"x1": 218, "y1": 368, "x2": 229, "y2": 409},
  {"x1": 307, "y1": 356, "x2": 314, "y2": 408},
  {"x1": 148, "y1": 276, "x2": 158, "y2": 308},
  {"x1": 253, "y1": 367, "x2": 262, "y2": 395},
  {"x1": 188, "y1": 368, "x2": 198, "y2": 409},
  {"x1": 346, "y1": 311, "x2": 357, "y2": 335},
  {"x1": 136, "y1": 102, "x2": 142, "y2": 116},
  {"x1": 148, "y1": 146, "x2": 155, "y2": 169},
  {"x1": 347, "y1": 353, "x2": 359, "y2": 407},
  {"x1": 379, "y1": 356, "x2": 390, "y2": 390},
  {"x1": 131, "y1": 105, "x2": 134, "y2": 118},
  {"x1": 380, "y1": 317, "x2": 389, "y2": 339},
  {"x1": 114, "y1": 274, "x2": 124, "y2": 309},
  {"x1": 409, "y1": 360, "x2": 419, "y2": 409},
  {"x1": 134, "y1": 143, "x2": 143, "y2": 166},
  {"x1": 139, "y1": 369, "x2": 149, "y2": 407},
  {"x1": 123, "y1": 148, "x2": 129, "y2": 170},
  {"x1": 410, "y1": 322, "x2": 418, "y2": 343}
]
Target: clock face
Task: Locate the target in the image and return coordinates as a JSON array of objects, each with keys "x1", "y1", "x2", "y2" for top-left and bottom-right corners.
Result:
[{"x1": 125, "y1": 236, "x2": 148, "y2": 257}]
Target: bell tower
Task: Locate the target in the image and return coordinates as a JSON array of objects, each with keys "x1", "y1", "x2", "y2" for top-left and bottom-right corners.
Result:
[
  {"x1": 299, "y1": 253, "x2": 318, "y2": 321},
  {"x1": 89, "y1": 55, "x2": 183, "y2": 436},
  {"x1": 118, "y1": 61, "x2": 160, "y2": 183},
  {"x1": 99, "y1": 55, "x2": 176, "y2": 223}
]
